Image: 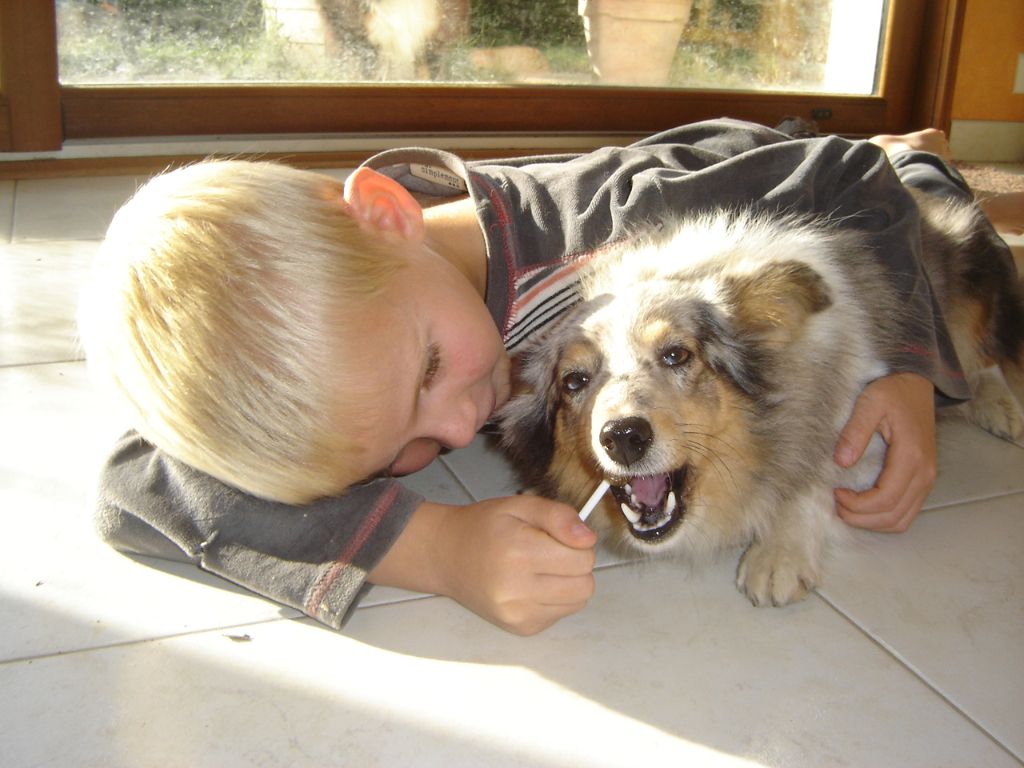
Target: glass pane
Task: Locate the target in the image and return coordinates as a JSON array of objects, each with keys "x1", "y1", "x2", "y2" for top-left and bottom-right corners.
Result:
[{"x1": 57, "y1": 0, "x2": 885, "y2": 95}]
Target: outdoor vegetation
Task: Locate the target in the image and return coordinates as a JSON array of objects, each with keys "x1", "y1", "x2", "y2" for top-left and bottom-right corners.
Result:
[{"x1": 57, "y1": 0, "x2": 845, "y2": 93}]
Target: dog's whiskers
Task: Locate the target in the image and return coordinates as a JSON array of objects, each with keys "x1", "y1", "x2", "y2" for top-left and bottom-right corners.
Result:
[
  {"x1": 677, "y1": 425, "x2": 741, "y2": 465},
  {"x1": 680, "y1": 439, "x2": 739, "y2": 493}
]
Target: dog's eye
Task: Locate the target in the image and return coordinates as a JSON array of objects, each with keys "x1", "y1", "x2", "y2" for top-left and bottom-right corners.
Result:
[
  {"x1": 561, "y1": 370, "x2": 590, "y2": 394},
  {"x1": 660, "y1": 345, "x2": 691, "y2": 367}
]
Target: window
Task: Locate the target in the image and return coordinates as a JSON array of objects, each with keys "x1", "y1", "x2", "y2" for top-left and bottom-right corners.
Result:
[
  {"x1": 1, "y1": 1, "x2": 965, "y2": 153},
  {"x1": 58, "y1": 0, "x2": 883, "y2": 94}
]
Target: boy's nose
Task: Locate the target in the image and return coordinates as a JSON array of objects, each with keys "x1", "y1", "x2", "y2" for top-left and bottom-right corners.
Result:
[{"x1": 434, "y1": 396, "x2": 481, "y2": 449}]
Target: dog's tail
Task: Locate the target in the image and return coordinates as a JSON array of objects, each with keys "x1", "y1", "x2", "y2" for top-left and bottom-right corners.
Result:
[
  {"x1": 916, "y1": 191, "x2": 1024, "y2": 441},
  {"x1": 995, "y1": 276, "x2": 1024, "y2": 412}
]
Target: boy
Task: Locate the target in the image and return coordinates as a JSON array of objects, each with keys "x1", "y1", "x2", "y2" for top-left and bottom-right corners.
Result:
[{"x1": 80, "y1": 120, "x2": 987, "y2": 635}]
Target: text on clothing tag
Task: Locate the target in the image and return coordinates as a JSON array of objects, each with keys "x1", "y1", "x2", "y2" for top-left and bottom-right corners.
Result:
[{"x1": 409, "y1": 163, "x2": 468, "y2": 192}]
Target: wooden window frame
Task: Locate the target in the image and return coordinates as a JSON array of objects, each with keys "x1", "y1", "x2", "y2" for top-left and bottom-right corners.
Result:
[
  {"x1": 0, "y1": 2, "x2": 61, "y2": 151},
  {"x1": 1, "y1": 0, "x2": 963, "y2": 156}
]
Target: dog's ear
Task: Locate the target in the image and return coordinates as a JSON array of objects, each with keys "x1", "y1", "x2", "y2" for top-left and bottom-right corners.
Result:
[
  {"x1": 696, "y1": 304, "x2": 770, "y2": 399},
  {"x1": 496, "y1": 299, "x2": 606, "y2": 484},
  {"x1": 495, "y1": 326, "x2": 566, "y2": 484},
  {"x1": 724, "y1": 260, "x2": 832, "y2": 345}
]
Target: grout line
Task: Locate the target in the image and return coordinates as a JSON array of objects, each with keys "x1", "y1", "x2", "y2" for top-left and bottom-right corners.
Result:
[
  {"x1": 437, "y1": 455, "x2": 484, "y2": 502},
  {"x1": 0, "y1": 614, "x2": 303, "y2": 668},
  {"x1": 923, "y1": 487, "x2": 1024, "y2": 513},
  {"x1": 0, "y1": 357, "x2": 86, "y2": 371},
  {"x1": 358, "y1": 590, "x2": 438, "y2": 609},
  {"x1": 814, "y1": 590, "x2": 1024, "y2": 765}
]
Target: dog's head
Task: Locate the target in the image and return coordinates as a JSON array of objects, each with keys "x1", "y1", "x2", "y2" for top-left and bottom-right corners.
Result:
[{"x1": 497, "y1": 219, "x2": 833, "y2": 551}]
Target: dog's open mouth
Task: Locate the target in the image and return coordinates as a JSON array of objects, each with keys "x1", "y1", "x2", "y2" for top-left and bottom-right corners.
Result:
[{"x1": 609, "y1": 467, "x2": 687, "y2": 541}]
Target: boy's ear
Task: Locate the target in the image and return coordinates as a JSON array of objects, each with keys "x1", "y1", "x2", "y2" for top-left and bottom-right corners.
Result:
[{"x1": 343, "y1": 167, "x2": 425, "y2": 243}]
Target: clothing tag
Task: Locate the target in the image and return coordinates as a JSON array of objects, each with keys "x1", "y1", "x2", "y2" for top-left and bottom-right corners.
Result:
[{"x1": 409, "y1": 163, "x2": 468, "y2": 192}]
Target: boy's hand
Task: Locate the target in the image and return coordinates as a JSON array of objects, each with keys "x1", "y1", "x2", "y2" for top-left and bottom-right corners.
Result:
[
  {"x1": 370, "y1": 496, "x2": 597, "y2": 635},
  {"x1": 833, "y1": 372, "x2": 937, "y2": 533}
]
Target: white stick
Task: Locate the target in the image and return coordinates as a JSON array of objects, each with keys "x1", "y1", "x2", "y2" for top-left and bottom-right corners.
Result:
[{"x1": 578, "y1": 479, "x2": 610, "y2": 522}]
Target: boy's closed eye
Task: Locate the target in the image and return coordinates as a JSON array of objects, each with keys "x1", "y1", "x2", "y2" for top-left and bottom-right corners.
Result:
[
  {"x1": 422, "y1": 342, "x2": 442, "y2": 390},
  {"x1": 352, "y1": 343, "x2": 441, "y2": 485}
]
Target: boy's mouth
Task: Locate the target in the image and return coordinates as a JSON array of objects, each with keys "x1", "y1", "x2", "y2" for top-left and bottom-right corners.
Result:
[{"x1": 609, "y1": 467, "x2": 688, "y2": 541}]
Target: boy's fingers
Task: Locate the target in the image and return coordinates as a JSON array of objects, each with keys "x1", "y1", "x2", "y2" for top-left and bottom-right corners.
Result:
[
  {"x1": 835, "y1": 395, "x2": 882, "y2": 467},
  {"x1": 837, "y1": 492, "x2": 918, "y2": 532},
  {"x1": 564, "y1": 519, "x2": 599, "y2": 548},
  {"x1": 836, "y1": 485, "x2": 912, "y2": 531},
  {"x1": 836, "y1": 445, "x2": 907, "y2": 515},
  {"x1": 516, "y1": 496, "x2": 598, "y2": 549},
  {"x1": 836, "y1": 445, "x2": 928, "y2": 532},
  {"x1": 530, "y1": 526, "x2": 597, "y2": 576}
]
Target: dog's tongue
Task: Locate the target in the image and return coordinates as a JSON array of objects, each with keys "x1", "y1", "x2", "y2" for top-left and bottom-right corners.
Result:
[{"x1": 631, "y1": 474, "x2": 670, "y2": 508}]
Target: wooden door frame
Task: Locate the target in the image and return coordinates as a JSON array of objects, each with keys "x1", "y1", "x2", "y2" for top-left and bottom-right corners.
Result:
[{"x1": 0, "y1": 1, "x2": 61, "y2": 151}]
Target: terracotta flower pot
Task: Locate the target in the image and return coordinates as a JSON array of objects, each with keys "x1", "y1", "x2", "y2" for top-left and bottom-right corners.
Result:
[{"x1": 578, "y1": 0, "x2": 693, "y2": 86}]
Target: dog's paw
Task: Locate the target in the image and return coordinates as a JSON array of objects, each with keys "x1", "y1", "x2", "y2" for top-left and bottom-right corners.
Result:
[
  {"x1": 737, "y1": 540, "x2": 819, "y2": 607},
  {"x1": 967, "y1": 367, "x2": 1024, "y2": 446}
]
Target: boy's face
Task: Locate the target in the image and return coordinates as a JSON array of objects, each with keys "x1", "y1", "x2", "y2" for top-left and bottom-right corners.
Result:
[{"x1": 343, "y1": 245, "x2": 511, "y2": 482}]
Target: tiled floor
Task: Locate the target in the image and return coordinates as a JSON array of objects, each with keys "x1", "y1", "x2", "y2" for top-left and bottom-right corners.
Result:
[{"x1": 2, "y1": 168, "x2": 1022, "y2": 768}]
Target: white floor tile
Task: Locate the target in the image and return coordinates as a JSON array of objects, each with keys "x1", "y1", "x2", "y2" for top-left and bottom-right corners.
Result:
[
  {"x1": 3, "y1": 558, "x2": 1018, "y2": 768},
  {"x1": 349, "y1": 558, "x2": 1019, "y2": 767},
  {"x1": 0, "y1": 362, "x2": 301, "y2": 661},
  {"x1": 821, "y1": 492, "x2": 1024, "y2": 761},
  {"x1": 13, "y1": 175, "x2": 142, "y2": 241},
  {"x1": 403, "y1": 453, "x2": 477, "y2": 505},
  {"x1": 929, "y1": 411, "x2": 1024, "y2": 506},
  {"x1": 0, "y1": 240, "x2": 97, "y2": 366},
  {"x1": 441, "y1": 432, "x2": 523, "y2": 498}
]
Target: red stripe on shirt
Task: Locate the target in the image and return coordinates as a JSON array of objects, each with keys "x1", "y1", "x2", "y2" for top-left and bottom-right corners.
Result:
[
  {"x1": 900, "y1": 343, "x2": 966, "y2": 380},
  {"x1": 482, "y1": 185, "x2": 521, "y2": 339},
  {"x1": 515, "y1": 261, "x2": 584, "y2": 308},
  {"x1": 304, "y1": 483, "x2": 401, "y2": 617}
]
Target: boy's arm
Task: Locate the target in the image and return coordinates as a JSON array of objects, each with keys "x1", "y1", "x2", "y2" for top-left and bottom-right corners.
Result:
[
  {"x1": 94, "y1": 431, "x2": 421, "y2": 629},
  {"x1": 369, "y1": 496, "x2": 597, "y2": 636}
]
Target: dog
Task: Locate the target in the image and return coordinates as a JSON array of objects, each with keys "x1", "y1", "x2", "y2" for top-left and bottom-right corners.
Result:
[{"x1": 497, "y1": 191, "x2": 1024, "y2": 607}]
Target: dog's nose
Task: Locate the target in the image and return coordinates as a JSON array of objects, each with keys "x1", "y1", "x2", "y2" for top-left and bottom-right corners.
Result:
[{"x1": 600, "y1": 416, "x2": 653, "y2": 466}]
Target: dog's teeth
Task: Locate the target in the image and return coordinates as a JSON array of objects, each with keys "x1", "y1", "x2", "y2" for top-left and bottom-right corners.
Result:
[
  {"x1": 624, "y1": 483, "x2": 633, "y2": 495},
  {"x1": 666, "y1": 491, "x2": 677, "y2": 516},
  {"x1": 620, "y1": 503, "x2": 641, "y2": 525}
]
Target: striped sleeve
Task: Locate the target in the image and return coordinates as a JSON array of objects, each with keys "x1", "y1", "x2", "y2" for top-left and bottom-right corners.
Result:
[
  {"x1": 94, "y1": 431, "x2": 424, "y2": 629},
  {"x1": 503, "y1": 259, "x2": 589, "y2": 351}
]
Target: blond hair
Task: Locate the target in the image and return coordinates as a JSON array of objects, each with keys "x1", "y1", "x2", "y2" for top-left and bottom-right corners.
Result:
[{"x1": 79, "y1": 160, "x2": 406, "y2": 503}]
